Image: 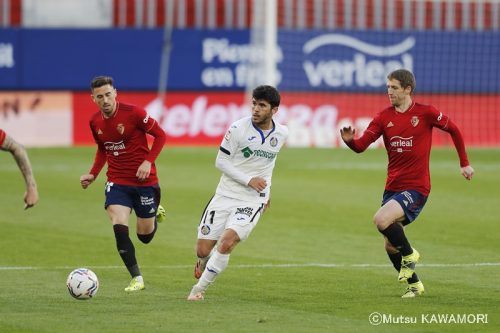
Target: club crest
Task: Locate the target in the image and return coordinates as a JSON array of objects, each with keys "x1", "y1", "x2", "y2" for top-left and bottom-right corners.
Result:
[
  {"x1": 411, "y1": 116, "x2": 419, "y2": 127},
  {"x1": 270, "y1": 137, "x2": 278, "y2": 147}
]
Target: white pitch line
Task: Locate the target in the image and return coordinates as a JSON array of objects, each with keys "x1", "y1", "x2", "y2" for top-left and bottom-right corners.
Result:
[{"x1": 0, "y1": 262, "x2": 499, "y2": 271}]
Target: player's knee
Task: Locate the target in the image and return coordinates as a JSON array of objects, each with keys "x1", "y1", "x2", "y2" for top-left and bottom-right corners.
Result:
[
  {"x1": 373, "y1": 213, "x2": 389, "y2": 231},
  {"x1": 196, "y1": 248, "x2": 211, "y2": 258},
  {"x1": 218, "y1": 238, "x2": 238, "y2": 254}
]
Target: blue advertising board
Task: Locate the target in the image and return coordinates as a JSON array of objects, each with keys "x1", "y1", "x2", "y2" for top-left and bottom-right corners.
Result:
[
  {"x1": 0, "y1": 29, "x2": 19, "y2": 87},
  {"x1": 0, "y1": 28, "x2": 498, "y2": 93}
]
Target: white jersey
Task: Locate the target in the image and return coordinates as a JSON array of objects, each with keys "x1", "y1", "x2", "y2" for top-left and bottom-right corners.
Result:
[{"x1": 215, "y1": 116, "x2": 288, "y2": 204}]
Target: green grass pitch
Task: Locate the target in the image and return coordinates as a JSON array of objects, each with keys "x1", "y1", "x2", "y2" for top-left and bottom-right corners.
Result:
[{"x1": 0, "y1": 146, "x2": 499, "y2": 332}]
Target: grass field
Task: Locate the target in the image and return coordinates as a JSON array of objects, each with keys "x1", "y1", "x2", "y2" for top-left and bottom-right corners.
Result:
[{"x1": 0, "y1": 146, "x2": 499, "y2": 333}]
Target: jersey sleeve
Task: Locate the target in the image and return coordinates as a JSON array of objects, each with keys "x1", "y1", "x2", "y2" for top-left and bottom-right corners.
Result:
[
  {"x1": 345, "y1": 113, "x2": 384, "y2": 152},
  {"x1": 427, "y1": 106, "x2": 470, "y2": 167},
  {"x1": 216, "y1": 122, "x2": 252, "y2": 186},
  {"x1": 219, "y1": 123, "x2": 241, "y2": 156},
  {"x1": 88, "y1": 121, "x2": 107, "y2": 178},
  {"x1": 426, "y1": 105, "x2": 450, "y2": 130},
  {"x1": 134, "y1": 106, "x2": 166, "y2": 163},
  {"x1": 0, "y1": 129, "x2": 6, "y2": 147}
]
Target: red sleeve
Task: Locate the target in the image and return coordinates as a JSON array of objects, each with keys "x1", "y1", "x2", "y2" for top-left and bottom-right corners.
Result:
[
  {"x1": 88, "y1": 122, "x2": 107, "y2": 178},
  {"x1": 441, "y1": 119, "x2": 470, "y2": 167},
  {"x1": 144, "y1": 121, "x2": 166, "y2": 163},
  {"x1": 132, "y1": 106, "x2": 166, "y2": 163},
  {"x1": 427, "y1": 106, "x2": 470, "y2": 167},
  {"x1": 0, "y1": 129, "x2": 6, "y2": 146},
  {"x1": 345, "y1": 116, "x2": 383, "y2": 153},
  {"x1": 89, "y1": 146, "x2": 107, "y2": 178}
]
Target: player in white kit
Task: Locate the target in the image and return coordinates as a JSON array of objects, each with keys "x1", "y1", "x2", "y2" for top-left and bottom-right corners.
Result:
[{"x1": 187, "y1": 85, "x2": 288, "y2": 301}]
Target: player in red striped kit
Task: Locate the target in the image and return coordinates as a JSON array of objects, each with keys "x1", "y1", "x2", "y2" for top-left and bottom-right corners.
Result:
[
  {"x1": 341, "y1": 69, "x2": 474, "y2": 298},
  {"x1": 80, "y1": 76, "x2": 166, "y2": 292}
]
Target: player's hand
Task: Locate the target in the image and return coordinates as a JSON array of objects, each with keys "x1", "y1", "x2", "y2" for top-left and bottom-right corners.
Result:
[
  {"x1": 136, "y1": 160, "x2": 152, "y2": 181},
  {"x1": 248, "y1": 177, "x2": 267, "y2": 192},
  {"x1": 461, "y1": 165, "x2": 474, "y2": 180},
  {"x1": 340, "y1": 126, "x2": 356, "y2": 143},
  {"x1": 24, "y1": 185, "x2": 38, "y2": 210},
  {"x1": 80, "y1": 174, "x2": 95, "y2": 189}
]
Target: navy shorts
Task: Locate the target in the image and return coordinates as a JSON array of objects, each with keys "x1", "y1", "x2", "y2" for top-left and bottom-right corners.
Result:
[
  {"x1": 104, "y1": 182, "x2": 161, "y2": 218},
  {"x1": 382, "y1": 190, "x2": 428, "y2": 225}
]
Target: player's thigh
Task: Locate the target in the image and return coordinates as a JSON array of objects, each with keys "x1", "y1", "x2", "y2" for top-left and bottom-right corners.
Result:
[
  {"x1": 379, "y1": 190, "x2": 428, "y2": 226},
  {"x1": 106, "y1": 205, "x2": 132, "y2": 225},
  {"x1": 133, "y1": 185, "x2": 161, "y2": 234},
  {"x1": 104, "y1": 183, "x2": 133, "y2": 225},
  {"x1": 131, "y1": 184, "x2": 161, "y2": 218},
  {"x1": 226, "y1": 202, "x2": 265, "y2": 241},
  {"x1": 197, "y1": 195, "x2": 232, "y2": 241},
  {"x1": 373, "y1": 200, "x2": 405, "y2": 229}
]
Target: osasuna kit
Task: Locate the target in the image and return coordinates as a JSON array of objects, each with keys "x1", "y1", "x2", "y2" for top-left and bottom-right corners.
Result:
[
  {"x1": 345, "y1": 102, "x2": 470, "y2": 223},
  {"x1": 198, "y1": 116, "x2": 289, "y2": 241},
  {"x1": 88, "y1": 102, "x2": 165, "y2": 217}
]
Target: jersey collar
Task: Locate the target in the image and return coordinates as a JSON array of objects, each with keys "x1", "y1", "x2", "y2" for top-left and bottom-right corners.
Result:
[{"x1": 252, "y1": 119, "x2": 276, "y2": 144}]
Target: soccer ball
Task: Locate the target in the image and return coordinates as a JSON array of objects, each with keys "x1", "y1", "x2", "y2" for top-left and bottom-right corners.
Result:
[{"x1": 66, "y1": 268, "x2": 99, "y2": 300}]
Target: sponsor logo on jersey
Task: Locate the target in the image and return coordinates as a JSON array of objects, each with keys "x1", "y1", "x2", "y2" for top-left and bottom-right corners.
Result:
[
  {"x1": 387, "y1": 121, "x2": 394, "y2": 128},
  {"x1": 411, "y1": 116, "x2": 419, "y2": 127},
  {"x1": 117, "y1": 123, "x2": 125, "y2": 134},
  {"x1": 248, "y1": 136, "x2": 256, "y2": 141},
  {"x1": 437, "y1": 112, "x2": 443, "y2": 121},
  {"x1": 104, "y1": 140, "x2": 126, "y2": 155},
  {"x1": 389, "y1": 136, "x2": 413, "y2": 153},
  {"x1": 270, "y1": 137, "x2": 278, "y2": 147},
  {"x1": 143, "y1": 114, "x2": 150, "y2": 123},
  {"x1": 241, "y1": 146, "x2": 277, "y2": 159},
  {"x1": 236, "y1": 207, "x2": 254, "y2": 217},
  {"x1": 97, "y1": 128, "x2": 103, "y2": 135},
  {"x1": 253, "y1": 149, "x2": 277, "y2": 159},
  {"x1": 241, "y1": 147, "x2": 253, "y2": 157}
]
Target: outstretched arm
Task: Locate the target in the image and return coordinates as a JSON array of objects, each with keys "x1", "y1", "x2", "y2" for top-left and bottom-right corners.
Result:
[
  {"x1": 1, "y1": 135, "x2": 38, "y2": 209},
  {"x1": 340, "y1": 123, "x2": 380, "y2": 153}
]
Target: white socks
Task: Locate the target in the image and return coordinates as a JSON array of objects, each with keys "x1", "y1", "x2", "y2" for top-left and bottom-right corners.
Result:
[{"x1": 196, "y1": 250, "x2": 230, "y2": 290}]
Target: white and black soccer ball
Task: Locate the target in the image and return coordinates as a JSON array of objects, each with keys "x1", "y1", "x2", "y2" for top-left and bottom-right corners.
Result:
[{"x1": 66, "y1": 268, "x2": 99, "y2": 300}]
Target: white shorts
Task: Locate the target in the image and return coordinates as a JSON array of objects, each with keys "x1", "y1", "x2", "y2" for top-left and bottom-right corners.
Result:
[{"x1": 197, "y1": 194, "x2": 265, "y2": 241}]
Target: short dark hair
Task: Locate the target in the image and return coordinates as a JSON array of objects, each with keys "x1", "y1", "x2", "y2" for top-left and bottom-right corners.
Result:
[
  {"x1": 252, "y1": 85, "x2": 280, "y2": 108},
  {"x1": 90, "y1": 76, "x2": 114, "y2": 91},
  {"x1": 387, "y1": 69, "x2": 416, "y2": 94}
]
